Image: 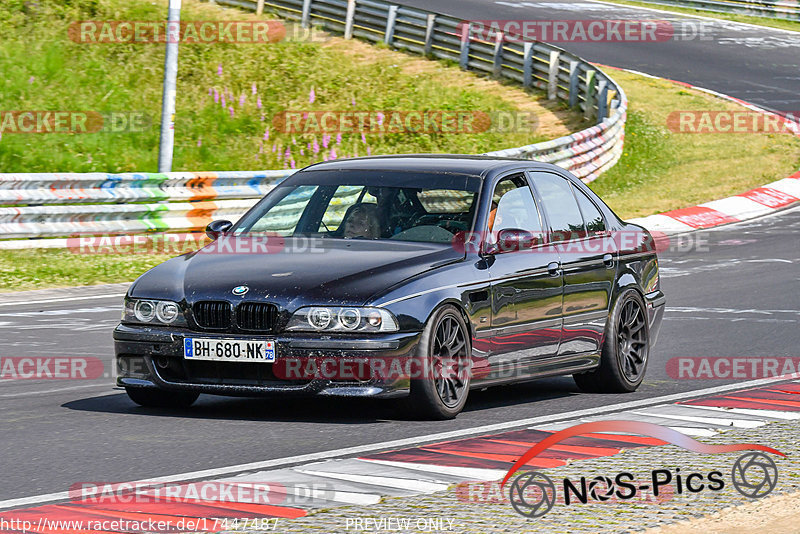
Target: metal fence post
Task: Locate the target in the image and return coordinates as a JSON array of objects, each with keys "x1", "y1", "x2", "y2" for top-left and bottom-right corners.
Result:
[
  {"x1": 522, "y1": 42, "x2": 533, "y2": 88},
  {"x1": 547, "y1": 50, "x2": 560, "y2": 100},
  {"x1": 157, "y1": 0, "x2": 181, "y2": 173},
  {"x1": 301, "y1": 0, "x2": 312, "y2": 28},
  {"x1": 344, "y1": 0, "x2": 356, "y2": 39},
  {"x1": 584, "y1": 69, "x2": 596, "y2": 120},
  {"x1": 385, "y1": 5, "x2": 399, "y2": 46},
  {"x1": 459, "y1": 23, "x2": 470, "y2": 70},
  {"x1": 256, "y1": 0, "x2": 264, "y2": 15},
  {"x1": 597, "y1": 80, "x2": 608, "y2": 123},
  {"x1": 492, "y1": 33, "x2": 504, "y2": 77},
  {"x1": 424, "y1": 14, "x2": 436, "y2": 56},
  {"x1": 568, "y1": 60, "x2": 579, "y2": 108}
]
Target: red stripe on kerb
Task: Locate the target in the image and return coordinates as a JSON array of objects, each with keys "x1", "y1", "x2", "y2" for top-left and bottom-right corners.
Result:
[
  {"x1": 661, "y1": 206, "x2": 739, "y2": 228},
  {"x1": 739, "y1": 187, "x2": 798, "y2": 208}
]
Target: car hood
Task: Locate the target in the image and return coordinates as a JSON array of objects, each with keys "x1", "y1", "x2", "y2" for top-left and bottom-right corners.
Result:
[{"x1": 129, "y1": 237, "x2": 464, "y2": 308}]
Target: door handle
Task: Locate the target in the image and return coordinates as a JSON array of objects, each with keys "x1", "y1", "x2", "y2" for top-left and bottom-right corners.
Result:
[
  {"x1": 547, "y1": 261, "x2": 561, "y2": 277},
  {"x1": 603, "y1": 253, "x2": 614, "y2": 268}
]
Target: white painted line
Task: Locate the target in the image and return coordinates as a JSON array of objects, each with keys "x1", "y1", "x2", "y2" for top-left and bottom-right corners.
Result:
[
  {"x1": 295, "y1": 469, "x2": 449, "y2": 493},
  {"x1": 0, "y1": 374, "x2": 796, "y2": 511},
  {"x1": 0, "y1": 383, "x2": 113, "y2": 398},
  {"x1": 358, "y1": 459, "x2": 507, "y2": 482},
  {"x1": 694, "y1": 406, "x2": 800, "y2": 420},
  {"x1": 0, "y1": 294, "x2": 125, "y2": 307},
  {"x1": 628, "y1": 410, "x2": 766, "y2": 429}
]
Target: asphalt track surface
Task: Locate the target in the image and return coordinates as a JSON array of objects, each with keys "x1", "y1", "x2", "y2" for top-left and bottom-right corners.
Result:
[
  {"x1": 0, "y1": 206, "x2": 797, "y2": 502},
  {"x1": 393, "y1": 0, "x2": 800, "y2": 114},
  {"x1": 0, "y1": 0, "x2": 798, "y2": 508}
]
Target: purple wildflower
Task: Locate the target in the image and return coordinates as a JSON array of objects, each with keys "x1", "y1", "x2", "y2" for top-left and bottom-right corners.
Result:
[
  {"x1": 239, "y1": 94, "x2": 245, "y2": 106},
  {"x1": 213, "y1": 88, "x2": 219, "y2": 103},
  {"x1": 257, "y1": 96, "x2": 262, "y2": 109},
  {"x1": 217, "y1": 63, "x2": 223, "y2": 76},
  {"x1": 309, "y1": 88, "x2": 316, "y2": 104},
  {"x1": 252, "y1": 82, "x2": 257, "y2": 95},
  {"x1": 361, "y1": 133, "x2": 367, "y2": 144},
  {"x1": 197, "y1": 137, "x2": 202, "y2": 147},
  {"x1": 263, "y1": 127, "x2": 270, "y2": 141},
  {"x1": 336, "y1": 133, "x2": 342, "y2": 145},
  {"x1": 229, "y1": 106, "x2": 235, "y2": 117}
]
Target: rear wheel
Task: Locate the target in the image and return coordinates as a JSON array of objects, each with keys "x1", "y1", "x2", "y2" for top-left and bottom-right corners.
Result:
[
  {"x1": 574, "y1": 289, "x2": 649, "y2": 393},
  {"x1": 406, "y1": 306, "x2": 472, "y2": 419},
  {"x1": 125, "y1": 387, "x2": 199, "y2": 408}
]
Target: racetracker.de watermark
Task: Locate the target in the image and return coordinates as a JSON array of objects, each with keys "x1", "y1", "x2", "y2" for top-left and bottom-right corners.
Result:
[
  {"x1": 667, "y1": 357, "x2": 800, "y2": 380},
  {"x1": 66, "y1": 234, "x2": 326, "y2": 255},
  {"x1": 271, "y1": 110, "x2": 538, "y2": 135},
  {"x1": 458, "y1": 20, "x2": 714, "y2": 43},
  {"x1": 69, "y1": 480, "x2": 334, "y2": 506},
  {"x1": 666, "y1": 110, "x2": 800, "y2": 136},
  {"x1": 0, "y1": 111, "x2": 151, "y2": 134},
  {"x1": 0, "y1": 357, "x2": 104, "y2": 380},
  {"x1": 68, "y1": 20, "x2": 327, "y2": 44}
]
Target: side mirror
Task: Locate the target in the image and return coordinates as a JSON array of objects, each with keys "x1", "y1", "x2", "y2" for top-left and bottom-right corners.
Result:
[
  {"x1": 484, "y1": 228, "x2": 538, "y2": 255},
  {"x1": 205, "y1": 220, "x2": 233, "y2": 240}
]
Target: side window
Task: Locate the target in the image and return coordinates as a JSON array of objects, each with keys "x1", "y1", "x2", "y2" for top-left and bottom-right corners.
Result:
[
  {"x1": 573, "y1": 187, "x2": 606, "y2": 236},
  {"x1": 487, "y1": 175, "x2": 544, "y2": 243},
  {"x1": 530, "y1": 172, "x2": 586, "y2": 242}
]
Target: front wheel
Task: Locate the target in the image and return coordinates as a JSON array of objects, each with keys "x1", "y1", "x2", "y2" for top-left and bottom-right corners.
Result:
[
  {"x1": 125, "y1": 387, "x2": 199, "y2": 408},
  {"x1": 574, "y1": 289, "x2": 650, "y2": 393},
  {"x1": 406, "y1": 305, "x2": 472, "y2": 419}
]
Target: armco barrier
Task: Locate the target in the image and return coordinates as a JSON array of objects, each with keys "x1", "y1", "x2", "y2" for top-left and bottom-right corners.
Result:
[{"x1": 0, "y1": 0, "x2": 627, "y2": 240}]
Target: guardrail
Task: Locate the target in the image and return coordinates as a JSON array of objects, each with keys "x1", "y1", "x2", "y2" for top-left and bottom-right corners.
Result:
[
  {"x1": 0, "y1": 0, "x2": 627, "y2": 240},
  {"x1": 614, "y1": 0, "x2": 799, "y2": 20}
]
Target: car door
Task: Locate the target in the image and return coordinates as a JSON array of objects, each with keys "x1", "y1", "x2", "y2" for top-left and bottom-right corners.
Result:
[
  {"x1": 485, "y1": 173, "x2": 564, "y2": 377},
  {"x1": 528, "y1": 171, "x2": 616, "y2": 356}
]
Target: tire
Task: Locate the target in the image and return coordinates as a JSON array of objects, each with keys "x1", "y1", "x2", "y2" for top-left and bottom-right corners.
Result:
[
  {"x1": 574, "y1": 289, "x2": 650, "y2": 393},
  {"x1": 406, "y1": 305, "x2": 472, "y2": 419},
  {"x1": 125, "y1": 387, "x2": 199, "y2": 408}
]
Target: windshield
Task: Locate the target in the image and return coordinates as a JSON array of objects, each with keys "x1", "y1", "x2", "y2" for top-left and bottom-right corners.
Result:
[{"x1": 233, "y1": 170, "x2": 482, "y2": 244}]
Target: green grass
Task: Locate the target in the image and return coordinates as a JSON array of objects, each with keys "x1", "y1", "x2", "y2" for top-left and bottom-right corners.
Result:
[
  {"x1": 589, "y1": 69, "x2": 800, "y2": 218},
  {"x1": 0, "y1": 0, "x2": 562, "y2": 173},
  {"x1": 0, "y1": 249, "x2": 174, "y2": 291},
  {"x1": 596, "y1": 0, "x2": 800, "y2": 32}
]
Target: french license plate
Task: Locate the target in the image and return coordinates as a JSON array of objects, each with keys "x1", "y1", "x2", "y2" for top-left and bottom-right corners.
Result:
[{"x1": 183, "y1": 338, "x2": 276, "y2": 363}]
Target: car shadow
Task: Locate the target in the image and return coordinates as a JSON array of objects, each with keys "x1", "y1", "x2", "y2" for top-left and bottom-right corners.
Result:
[{"x1": 62, "y1": 376, "x2": 581, "y2": 423}]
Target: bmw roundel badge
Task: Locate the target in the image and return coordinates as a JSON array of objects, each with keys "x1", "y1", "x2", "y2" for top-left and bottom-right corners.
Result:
[{"x1": 232, "y1": 285, "x2": 249, "y2": 296}]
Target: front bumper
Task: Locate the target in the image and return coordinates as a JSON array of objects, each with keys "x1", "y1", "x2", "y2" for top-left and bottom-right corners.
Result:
[
  {"x1": 645, "y1": 290, "x2": 666, "y2": 346},
  {"x1": 114, "y1": 324, "x2": 422, "y2": 399}
]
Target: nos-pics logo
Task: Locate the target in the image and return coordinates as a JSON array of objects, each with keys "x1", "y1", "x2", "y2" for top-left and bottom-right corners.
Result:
[{"x1": 501, "y1": 420, "x2": 783, "y2": 518}]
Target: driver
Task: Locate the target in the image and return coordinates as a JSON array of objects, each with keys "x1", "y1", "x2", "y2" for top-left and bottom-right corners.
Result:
[{"x1": 342, "y1": 203, "x2": 382, "y2": 239}]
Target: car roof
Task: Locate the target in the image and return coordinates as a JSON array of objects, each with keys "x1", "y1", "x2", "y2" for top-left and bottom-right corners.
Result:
[{"x1": 298, "y1": 154, "x2": 559, "y2": 178}]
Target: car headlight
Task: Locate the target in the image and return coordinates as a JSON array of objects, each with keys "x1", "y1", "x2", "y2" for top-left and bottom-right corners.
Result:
[
  {"x1": 287, "y1": 306, "x2": 399, "y2": 333},
  {"x1": 123, "y1": 298, "x2": 186, "y2": 326}
]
